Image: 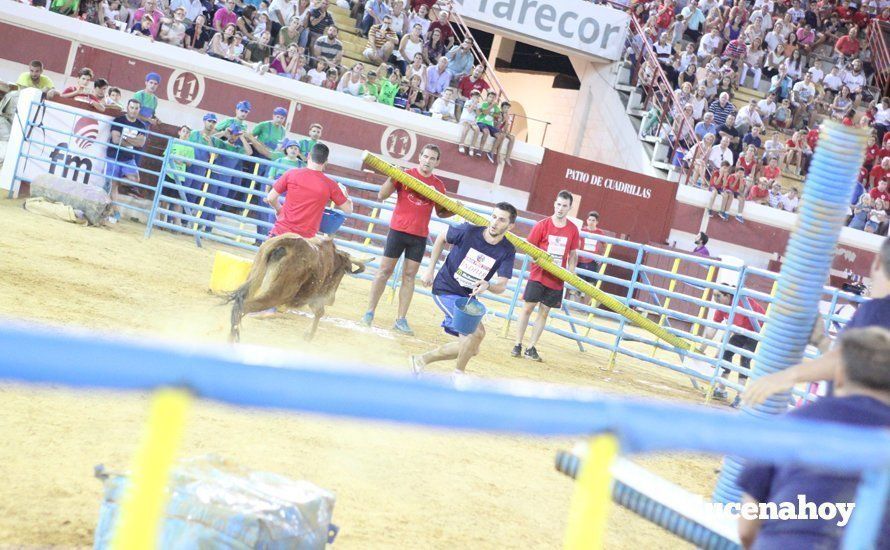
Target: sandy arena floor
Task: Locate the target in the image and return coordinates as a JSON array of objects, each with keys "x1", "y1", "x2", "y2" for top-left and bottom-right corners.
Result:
[{"x1": 0, "y1": 199, "x2": 725, "y2": 549}]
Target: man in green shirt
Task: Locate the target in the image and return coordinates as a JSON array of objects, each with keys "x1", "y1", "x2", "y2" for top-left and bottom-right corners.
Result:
[
  {"x1": 15, "y1": 60, "x2": 56, "y2": 96},
  {"x1": 475, "y1": 91, "x2": 501, "y2": 163},
  {"x1": 297, "y1": 123, "x2": 323, "y2": 168},
  {"x1": 183, "y1": 113, "x2": 217, "y2": 206},
  {"x1": 360, "y1": 71, "x2": 381, "y2": 99},
  {"x1": 132, "y1": 72, "x2": 160, "y2": 126},
  {"x1": 215, "y1": 100, "x2": 252, "y2": 134},
  {"x1": 163, "y1": 125, "x2": 197, "y2": 225},
  {"x1": 251, "y1": 106, "x2": 288, "y2": 151}
]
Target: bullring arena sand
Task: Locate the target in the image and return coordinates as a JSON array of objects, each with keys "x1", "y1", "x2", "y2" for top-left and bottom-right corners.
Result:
[{"x1": 0, "y1": 198, "x2": 730, "y2": 549}]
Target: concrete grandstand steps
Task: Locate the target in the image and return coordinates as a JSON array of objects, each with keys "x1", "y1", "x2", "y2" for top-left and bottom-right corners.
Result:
[{"x1": 331, "y1": 10, "x2": 358, "y2": 30}]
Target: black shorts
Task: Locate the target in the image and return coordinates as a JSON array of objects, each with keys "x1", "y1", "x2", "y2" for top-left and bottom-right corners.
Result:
[
  {"x1": 383, "y1": 229, "x2": 428, "y2": 263},
  {"x1": 523, "y1": 280, "x2": 564, "y2": 309},
  {"x1": 577, "y1": 260, "x2": 600, "y2": 284}
]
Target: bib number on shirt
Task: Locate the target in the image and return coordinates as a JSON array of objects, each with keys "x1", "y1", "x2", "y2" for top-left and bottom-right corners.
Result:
[
  {"x1": 584, "y1": 237, "x2": 599, "y2": 253},
  {"x1": 454, "y1": 248, "x2": 496, "y2": 289},
  {"x1": 547, "y1": 236, "x2": 568, "y2": 265}
]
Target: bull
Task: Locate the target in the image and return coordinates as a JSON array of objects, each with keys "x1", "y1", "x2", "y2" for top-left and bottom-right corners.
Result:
[{"x1": 227, "y1": 234, "x2": 369, "y2": 342}]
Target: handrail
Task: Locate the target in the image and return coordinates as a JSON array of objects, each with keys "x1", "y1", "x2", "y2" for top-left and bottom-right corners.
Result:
[
  {"x1": 444, "y1": 3, "x2": 511, "y2": 104},
  {"x1": 867, "y1": 19, "x2": 890, "y2": 95}
]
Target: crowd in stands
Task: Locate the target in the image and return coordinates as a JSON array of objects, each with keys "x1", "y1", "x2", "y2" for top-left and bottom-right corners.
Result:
[
  {"x1": 17, "y1": 0, "x2": 517, "y2": 164},
  {"x1": 628, "y1": 0, "x2": 890, "y2": 234}
]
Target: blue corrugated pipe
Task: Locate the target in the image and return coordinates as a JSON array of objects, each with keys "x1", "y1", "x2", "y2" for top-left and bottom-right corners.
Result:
[{"x1": 712, "y1": 121, "x2": 868, "y2": 504}]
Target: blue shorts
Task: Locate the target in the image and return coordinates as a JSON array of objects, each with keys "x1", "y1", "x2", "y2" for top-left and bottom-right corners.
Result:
[
  {"x1": 433, "y1": 293, "x2": 464, "y2": 337},
  {"x1": 477, "y1": 122, "x2": 499, "y2": 135},
  {"x1": 104, "y1": 158, "x2": 139, "y2": 191}
]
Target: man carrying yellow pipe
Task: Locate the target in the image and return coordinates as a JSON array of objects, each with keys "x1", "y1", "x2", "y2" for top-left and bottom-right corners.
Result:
[{"x1": 361, "y1": 151, "x2": 692, "y2": 352}]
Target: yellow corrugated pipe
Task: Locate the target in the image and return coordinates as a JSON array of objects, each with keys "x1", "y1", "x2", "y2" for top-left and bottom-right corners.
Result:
[{"x1": 361, "y1": 151, "x2": 692, "y2": 351}]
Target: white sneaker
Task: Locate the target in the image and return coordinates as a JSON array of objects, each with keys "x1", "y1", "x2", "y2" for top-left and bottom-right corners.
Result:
[
  {"x1": 409, "y1": 355, "x2": 425, "y2": 376},
  {"x1": 451, "y1": 369, "x2": 469, "y2": 388},
  {"x1": 458, "y1": 145, "x2": 466, "y2": 154}
]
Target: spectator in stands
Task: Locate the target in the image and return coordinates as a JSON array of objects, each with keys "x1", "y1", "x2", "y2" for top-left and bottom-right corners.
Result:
[
  {"x1": 831, "y1": 85, "x2": 855, "y2": 120},
  {"x1": 212, "y1": 0, "x2": 239, "y2": 33},
  {"x1": 397, "y1": 23, "x2": 425, "y2": 75},
  {"x1": 429, "y1": 87, "x2": 456, "y2": 121},
  {"x1": 708, "y1": 91, "x2": 736, "y2": 126},
  {"x1": 425, "y1": 56, "x2": 452, "y2": 106},
  {"x1": 866, "y1": 199, "x2": 888, "y2": 233},
  {"x1": 697, "y1": 27, "x2": 722, "y2": 58},
  {"x1": 208, "y1": 23, "x2": 241, "y2": 61},
  {"x1": 422, "y1": 27, "x2": 449, "y2": 67},
  {"x1": 377, "y1": 69, "x2": 401, "y2": 106},
  {"x1": 457, "y1": 89, "x2": 481, "y2": 155},
  {"x1": 709, "y1": 135, "x2": 735, "y2": 171},
  {"x1": 773, "y1": 98, "x2": 792, "y2": 129},
  {"x1": 186, "y1": 14, "x2": 213, "y2": 50},
  {"x1": 869, "y1": 157, "x2": 890, "y2": 189},
  {"x1": 267, "y1": 0, "x2": 297, "y2": 39},
  {"x1": 308, "y1": 0, "x2": 335, "y2": 48},
  {"x1": 337, "y1": 62, "x2": 365, "y2": 96},
  {"x1": 360, "y1": 0, "x2": 391, "y2": 36},
  {"x1": 457, "y1": 64, "x2": 489, "y2": 102},
  {"x1": 695, "y1": 111, "x2": 718, "y2": 139},
  {"x1": 159, "y1": 7, "x2": 189, "y2": 47},
  {"x1": 739, "y1": 37, "x2": 766, "y2": 89},
  {"x1": 834, "y1": 24, "x2": 861, "y2": 62},
  {"x1": 735, "y1": 99, "x2": 763, "y2": 136},
  {"x1": 718, "y1": 113, "x2": 742, "y2": 158},
  {"x1": 780, "y1": 187, "x2": 800, "y2": 213},
  {"x1": 492, "y1": 101, "x2": 515, "y2": 165},
  {"x1": 445, "y1": 37, "x2": 475, "y2": 82},
  {"x1": 681, "y1": 0, "x2": 706, "y2": 41},
  {"x1": 769, "y1": 64, "x2": 794, "y2": 101},
  {"x1": 873, "y1": 97, "x2": 890, "y2": 144},
  {"x1": 428, "y1": 9, "x2": 455, "y2": 49},
  {"x1": 784, "y1": 130, "x2": 810, "y2": 176},
  {"x1": 404, "y1": 52, "x2": 428, "y2": 90},
  {"x1": 791, "y1": 69, "x2": 818, "y2": 128},
  {"x1": 364, "y1": 14, "x2": 399, "y2": 65},
  {"x1": 105, "y1": 98, "x2": 148, "y2": 218},
  {"x1": 690, "y1": 85, "x2": 708, "y2": 121},
  {"x1": 130, "y1": 14, "x2": 155, "y2": 38},
  {"x1": 60, "y1": 67, "x2": 96, "y2": 102},
  {"x1": 131, "y1": 0, "x2": 166, "y2": 38},
  {"x1": 406, "y1": 3, "x2": 431, "y2": 38},
  {"x1": 360, "y1": 70, "x2": 381, "y2": 100},
  {"x1": 313, "y1": 25, "x2": 343, "y2": 66},
  {"x1": 684, "y1": 132, "x2": 716, "y2": 187},
  {"x1": 270, "y1": 43, "x2": 301, "y2": 77},
  {"x1": 705, "y1": 160, "x2": 733, "y2": 217},
  {"x1": 406, "y1": 74, "x2": 427, "y2": 112},
  {"x1": 475, "y1": 91, "x2": 501, "y2": 162},
  {"x1": 844, "y1": 59, "x2": 868, "y2": 105},
  {"x1": 305, "y1": 59, "x2": 327, "y2": 86},
  {"x1": 170, "y1": 0, "x2": 205, "y2": 25},
  {"x1": 747, "y1": 177, "x2": 771, "y2": 205},
  {"x1": 872, "y1": 179, "x2": 890, "y2": 202}
]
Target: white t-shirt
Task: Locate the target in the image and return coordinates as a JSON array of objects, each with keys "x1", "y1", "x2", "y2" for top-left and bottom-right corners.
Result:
[
  {"x1": 757, "y1": 99, "x2": 777, "y2": 117},
  {"x1": 780, "y1": 193, "x2": 800, "y2": 212},
  {"x1": 843, "y1": 71, "x2": 866, "y2": 92},
  {"x1": 698, "y1": 33, "x2": 721, "y2": 57},
  {"x1": 306, "y1": 68, "x2": 326, "y2": 86},
  {"x1": 823, "y1": 73, "x2": 844, "y2": 91},
  {"x1": 430, "y1": 97, "x2": 455, "y2": 120},
  {"x1": 708, "y1": 145, "x2": 734, "y2": 167},
  {"x1": 792, "y1": 81, "x2": 816, "y2": 103},
  {"x1": 460, "y1": 98, "x2": 480, "y2": 123}
]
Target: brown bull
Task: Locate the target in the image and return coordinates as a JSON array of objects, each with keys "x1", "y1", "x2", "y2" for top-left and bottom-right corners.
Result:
[{"x1": 227, "y1": 234, "x2": 368, "y2": 342}]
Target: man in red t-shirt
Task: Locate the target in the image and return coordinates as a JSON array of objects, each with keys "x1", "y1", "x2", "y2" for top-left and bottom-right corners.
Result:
[
  {"x1": 428, "y1": 9, "x2": 455, "y2": 48},
  {"x1": 834, "y1": 25, "x2": 860, "y2": 58},
  {"x1": 511, "y1": 190, "x2": 581, "y2": 362},
  {"x1": 457, "y1": 65, "x2": 490, "y2": 99},
  {"x1": 696, "y1": 288, "x2": 766, "y2": 406},
  {"x1": 264, "y1": 143, "x2": 352, "y2": 239},
  {"x1": 363, "y1": 144, "x2": 453, "y2": 335},
  {"x1": 870, "y1": 158, "x2": 890, "y2": 188},
  {"x1": 870, "y1": 179, "x2": 890, "y2": 202}
]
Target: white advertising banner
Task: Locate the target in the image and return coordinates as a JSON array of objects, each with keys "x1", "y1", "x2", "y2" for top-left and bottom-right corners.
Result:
[
  {"x1": 453, "y1": 0, "x2": 630, "y2": 61},
  {"x1": 15, "y1": 96, "x2": 112, "y2": 193}
]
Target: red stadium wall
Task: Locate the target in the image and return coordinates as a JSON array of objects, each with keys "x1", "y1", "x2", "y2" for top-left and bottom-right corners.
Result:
[{"x1": 529, "y1": 150, "x2": 678, "y2": 244}]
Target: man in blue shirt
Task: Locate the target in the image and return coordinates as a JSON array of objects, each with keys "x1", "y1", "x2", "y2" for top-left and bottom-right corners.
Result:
[
  {"x1": 737, "y1": 327, "x2": 890, "y2": 549},
  {"x1": 410, "y1": 203, "x2": 518, "y2": 380},
  {"x1": 744, "y1": 237, "x2": 890, "y2": 405}
]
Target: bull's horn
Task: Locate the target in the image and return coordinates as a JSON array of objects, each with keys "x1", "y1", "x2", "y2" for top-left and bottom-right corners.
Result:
[{"x1": 346, "y1": 253, "x2": 374, "y2": 275}]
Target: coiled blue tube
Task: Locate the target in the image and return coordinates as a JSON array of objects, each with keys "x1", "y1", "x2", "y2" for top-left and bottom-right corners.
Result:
[
  {"x1": 555, "y1": 451, "x2": 741, "y2": 549},
  {"x1": 712, "y1": 121, "x2": 868, "y2": 504}
]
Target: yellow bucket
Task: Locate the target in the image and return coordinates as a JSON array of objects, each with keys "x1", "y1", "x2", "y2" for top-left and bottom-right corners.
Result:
[{"x1": 209, "y1": 251, "x2": 253, "y2": 294}]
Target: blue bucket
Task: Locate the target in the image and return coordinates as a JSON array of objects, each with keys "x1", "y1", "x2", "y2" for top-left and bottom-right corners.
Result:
[
  {"x1": 452, "y1": 297, "x2": 487, "y2": 335},
  {"x1": 318, "y1": 208, "x2": 345, "y2": 235}
]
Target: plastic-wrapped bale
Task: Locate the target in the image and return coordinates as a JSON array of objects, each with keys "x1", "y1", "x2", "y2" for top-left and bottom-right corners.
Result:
[
  {"x1": 93, "y1": 456, "x2": 338, "y2": 549},
  {"x1": 30, "y1": 173, "x2": 112, "y2": 226}
]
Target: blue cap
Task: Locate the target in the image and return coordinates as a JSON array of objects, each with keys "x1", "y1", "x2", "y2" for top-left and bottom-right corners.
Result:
[
  {"x1": 282, "y1": 139, "x2": 300, "y2": 150},
  {"x1": 146, "y1": 72, "x2": 161, "y2": 83},
  {"x1": 236, "y1": 100, "x2": 252, "y2": 112},
  {"x1": 229, "y1": 126, "x2": 243, "y2": 136},
  {"x1": 273, "y1": 107, "x2": 288, "y2": 117},
  {"x1": 202, "y1": 112, "x2": 218, "y2": 122}
]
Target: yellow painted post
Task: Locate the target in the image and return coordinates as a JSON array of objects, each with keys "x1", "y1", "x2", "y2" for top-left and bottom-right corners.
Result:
[
  {"x1": 361, "y1": 152, "x2": 692, "y2": 351},
  {"x1": 651, "y1": 257, "x2": 682, "y2": 357},
  {"x1": 191, "y1": 153, "x2": 218, "y2": 232},
  {"x1": 584, "y1": 243, "x2": 613, "y2": 337},
  {"x1": 690, "y1": 265, "x2": 717, "y2": 337},
  {"x1": 363, "y1": 207, "x2": 380, "y2": 247},
  {"x1": 234, "y1": 163, "x2": 262, "y2": 243},
  {"x1": 111, "y1": 388, "x2": 192, "y2": 550},
  {"x1": 563, "y1": 433, "x2": 619, "y2": 550}
]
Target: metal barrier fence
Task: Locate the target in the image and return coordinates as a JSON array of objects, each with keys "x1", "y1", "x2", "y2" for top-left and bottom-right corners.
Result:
[{"x1": 10, "y1": 106, "x2": 867, "y2": 406}]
